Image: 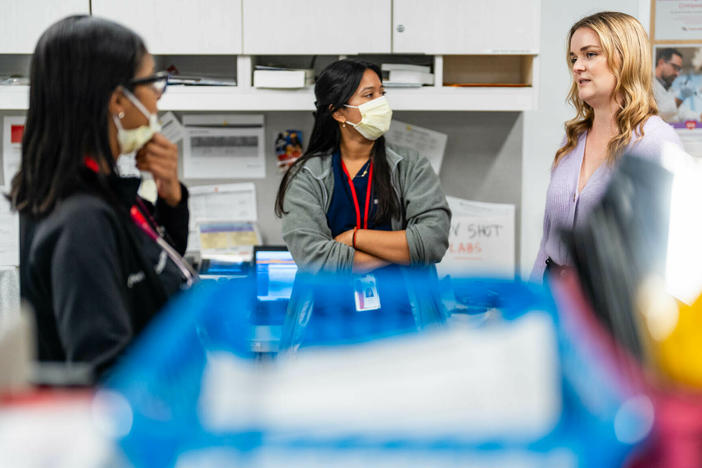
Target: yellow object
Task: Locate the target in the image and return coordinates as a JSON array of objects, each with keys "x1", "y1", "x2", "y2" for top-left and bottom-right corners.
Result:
[{"x1": 638, "y1": 276, "x2": 702, "y2": 388}]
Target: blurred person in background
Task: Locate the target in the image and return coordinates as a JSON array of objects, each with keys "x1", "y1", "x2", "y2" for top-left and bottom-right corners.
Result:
[
  {"x1": 653, "y1": 47, "x2": 700, "y2": 122},
  {"x1": 532, "y1": 11, "x2": 683, "y2": 282},
  {"x1": 9, "y1": 15, "x2": 194, "y2": 379},
  {"x1": 275, "y1": 59, "x2": 450, "y2": 348}
]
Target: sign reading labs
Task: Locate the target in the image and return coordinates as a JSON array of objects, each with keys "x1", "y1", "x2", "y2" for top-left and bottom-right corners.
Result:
[{"x1": 437, "y1": 197, "x2": 515, "y2": 278}]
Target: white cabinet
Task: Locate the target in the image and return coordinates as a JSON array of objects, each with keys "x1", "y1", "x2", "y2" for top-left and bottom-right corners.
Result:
[
  {"x1": 91, "y1": 0, "x2": 242, "y2": 54},
  {"x1": 0, "y1": 1, "x2": 89, "y2": 53},
  {"x1": 393, "y1": 0, "x2": 540, "y2": 54},
  {"x1": 242, "y1": 0, "x2": 391, "y2": 54},
  {"x1": 0, "y1": 0, "x2": 541, "y2": 112}
]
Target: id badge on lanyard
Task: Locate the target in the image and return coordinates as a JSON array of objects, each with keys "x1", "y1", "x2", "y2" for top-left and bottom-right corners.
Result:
[
  {"x1": 341, "y1": 158, "x2": 380, "y2": 312},
  {"x1": 354, "y1": 274, "x2": 381, "y2": 311}
]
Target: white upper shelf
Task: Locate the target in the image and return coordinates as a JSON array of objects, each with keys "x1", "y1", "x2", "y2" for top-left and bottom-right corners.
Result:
[{"x1": 0, "y1": 85, "x2": 536, "y2": 112}]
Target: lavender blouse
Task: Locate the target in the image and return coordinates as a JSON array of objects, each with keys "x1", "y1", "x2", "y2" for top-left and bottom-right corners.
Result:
[{"x1": 531, "y1": 116, "x2": 683, "y2": 281}]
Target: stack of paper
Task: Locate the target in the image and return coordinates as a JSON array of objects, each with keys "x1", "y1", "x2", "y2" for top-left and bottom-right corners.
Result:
[
  {"x1": 167, "y1": 75, "x2": 236, "y2": 86},
  {"x1": 382, "y1": 64, "x2": 434, "y2": 87},
  {"x1": 254, "y1": 66, "x2": 314, "y2": 89}
]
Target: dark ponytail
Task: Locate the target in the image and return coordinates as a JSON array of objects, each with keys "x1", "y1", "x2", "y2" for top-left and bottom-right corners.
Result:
[{"x1": 274, "y1": 59, "x2": 400, "y2": 224}]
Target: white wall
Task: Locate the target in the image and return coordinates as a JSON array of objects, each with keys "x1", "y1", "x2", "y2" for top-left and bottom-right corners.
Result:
[{"x1": 520, "y1": 0, "x2": 647, "y2": 277}]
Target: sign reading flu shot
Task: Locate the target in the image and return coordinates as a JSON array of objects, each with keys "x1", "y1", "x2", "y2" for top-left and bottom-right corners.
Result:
[{"x1": 437, "y1": 197, "x2": 515, "y2": 278}]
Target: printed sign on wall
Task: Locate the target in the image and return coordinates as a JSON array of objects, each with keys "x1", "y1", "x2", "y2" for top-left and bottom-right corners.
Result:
[{"x1": 437, "y1": 197, "x2": 515, "y2": 278}]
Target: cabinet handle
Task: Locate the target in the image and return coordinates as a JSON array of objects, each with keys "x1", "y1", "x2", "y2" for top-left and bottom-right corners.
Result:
[{"x1": 396, "y1": 24, "x2": 405, "y2": 33}]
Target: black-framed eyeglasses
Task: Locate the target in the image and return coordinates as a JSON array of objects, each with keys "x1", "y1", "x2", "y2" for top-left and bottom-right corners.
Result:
[
  {"x1": 127, "y1": 71, "x2": 169, "y2": 95},
  {"x1": 670, "y1": 63, "x2": 682, "y2": 72}
]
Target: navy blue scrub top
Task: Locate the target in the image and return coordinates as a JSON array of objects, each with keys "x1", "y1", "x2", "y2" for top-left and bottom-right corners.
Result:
[
  {"x1": 326, "y1": 150, "x2": 390, "y2": 236},
  {"x1": 307, "y1": 150, "x2": 413, "y2": 343}
]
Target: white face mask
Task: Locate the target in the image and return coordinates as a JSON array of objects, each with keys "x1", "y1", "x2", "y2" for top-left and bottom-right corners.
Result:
[
  {"x1": 113, "y1": 88, "x2": 161, "y2": 202},
  {"x1": 345, "y1": 95, "x2": 392, "y2": 140},
  {"x1": 113, "y1": 88, "x2": 162, "y2": 155}
]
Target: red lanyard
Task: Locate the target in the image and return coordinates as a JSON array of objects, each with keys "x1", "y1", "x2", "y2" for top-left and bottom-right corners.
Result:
[
  {"x1": 341, "y1": 158, "x2": 374, "y2": 229},
  {"x1": 131, "y1": 202, "x2": 197, "y2": 286},
  {"x1": 83, "y1": 156, "x2": 196, "y2": 285},
  {"x1": 130, "y1": 205, "x2": 159, "y2": 240}
]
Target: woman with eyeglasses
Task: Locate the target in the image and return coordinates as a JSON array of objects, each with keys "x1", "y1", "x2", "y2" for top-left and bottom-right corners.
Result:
[
  {"x1": 275, "y1": 59, "x2": 451, "y2": 349},
  {"x1": 9, "y1": 16, "x2": 194, "y2": 379}
]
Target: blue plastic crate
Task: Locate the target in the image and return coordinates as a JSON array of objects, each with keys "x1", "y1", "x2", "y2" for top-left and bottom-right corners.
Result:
[{"x1": 101, "y1": 274, "x2": 650, "y2": 467}]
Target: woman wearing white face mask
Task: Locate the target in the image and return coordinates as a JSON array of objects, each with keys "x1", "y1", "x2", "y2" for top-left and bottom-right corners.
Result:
[
  {"x1": 9, "y1": 16, "x2": 194, "y2": 380},
  {"x1": 275, "y1": 59, "x2": 451, "y2": 348}
]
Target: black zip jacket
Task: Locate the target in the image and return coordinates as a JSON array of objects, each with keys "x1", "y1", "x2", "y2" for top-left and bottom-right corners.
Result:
[{"x1": 19, "y1": 172, "x2": 190, "y2": 379}]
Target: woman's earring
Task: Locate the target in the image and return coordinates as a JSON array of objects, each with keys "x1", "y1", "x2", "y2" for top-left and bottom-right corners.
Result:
[
  {"x1": 342, "y1": 121, "x2": 346, "y2": 128},
  {"x1": 118, "y1": 111, "x2": 125, "y2": 119}
]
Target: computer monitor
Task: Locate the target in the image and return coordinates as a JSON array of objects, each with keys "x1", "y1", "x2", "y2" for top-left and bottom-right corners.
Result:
[{"x1": 253, "y1": 245, "x2": 297, "y2": 302}]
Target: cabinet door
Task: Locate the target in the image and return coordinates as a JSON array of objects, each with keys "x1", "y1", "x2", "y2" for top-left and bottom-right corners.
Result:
[
  {"x1": 92, "y1": 0, "x2": 242, "y2": 54},
  {"x1": 393, "y1": 0, "x2": 540, "y2": 54},
  {"x1": 0, "y1": 1, "x2": 89, "y2": 53},
  {"x1": 243, "y1": 0, "x2": 391, "y2": 54}
]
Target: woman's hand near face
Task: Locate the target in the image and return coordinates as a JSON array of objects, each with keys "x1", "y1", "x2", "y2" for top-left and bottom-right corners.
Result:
[{"x1": 136, "y1": 133, "x2": 181, "y2": 206}]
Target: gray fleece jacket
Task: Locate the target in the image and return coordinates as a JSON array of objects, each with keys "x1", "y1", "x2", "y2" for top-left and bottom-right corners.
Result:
[
  {"x1": 279, "y1": 145, "x2": 451, "y2": 348},
  {"x1": 281, "y1": 145, "x2": 451, "y2": 273}
]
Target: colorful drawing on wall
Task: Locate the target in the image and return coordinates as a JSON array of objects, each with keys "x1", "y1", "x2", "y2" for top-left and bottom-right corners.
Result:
[{"x1": 275, "y1": 130, "x2": 303, "y2": 173}]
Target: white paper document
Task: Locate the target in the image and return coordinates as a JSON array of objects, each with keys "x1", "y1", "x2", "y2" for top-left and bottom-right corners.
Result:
[
  {"x1": 189, "y1": 183, "x2": 257, "y2": 224},
  {"x1": 0, "y1": 189, "x2": 18, "y2": 267},
  {"x1": 183, "y1": 114, "x2": 265, "y2": 179},
  {"x1": 159, "y1": 111, "x2": 186, "y2": 144},
  {"x1": 198, "y1": 221, "x2": 261, "y2": 263},
  {"x1": 437, "y1": 196, "x2": 515, "y2": 278},
  {"x1": 187, "y1": 183, "x2": 258, "y2": 254},
  {"x1": 2, "y1": 116, "x2": 24, "y2": 186},
  {"x1": 385, "y1": 120, "x2": 447, "y2": 174}
]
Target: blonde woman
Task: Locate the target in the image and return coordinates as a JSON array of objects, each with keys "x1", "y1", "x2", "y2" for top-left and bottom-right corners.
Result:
[{"x1": 532, "y1": 11, "x2": 683, "y2": 281}]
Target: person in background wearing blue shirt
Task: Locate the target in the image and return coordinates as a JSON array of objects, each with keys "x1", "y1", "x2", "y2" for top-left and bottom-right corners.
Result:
[{"x1": 275, "y1": 59, "x2": 451, "y2": 348}]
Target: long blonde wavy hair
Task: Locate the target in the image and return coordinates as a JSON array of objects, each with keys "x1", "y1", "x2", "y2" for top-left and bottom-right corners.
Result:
[{"x1": 554, "y1": 11, "x2": 657, "y2": 167}]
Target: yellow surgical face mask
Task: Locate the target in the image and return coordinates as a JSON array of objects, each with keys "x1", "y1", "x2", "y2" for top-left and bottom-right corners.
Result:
[
  {"x1": 345, "y1": 95, "x2": 392, "y2": 140},
  {"x1": 113, "y1": 88, "x2": 161, "y2": 202},
  {"x1": 113, "y1": 88, "x2": 162, "y2": 155}
]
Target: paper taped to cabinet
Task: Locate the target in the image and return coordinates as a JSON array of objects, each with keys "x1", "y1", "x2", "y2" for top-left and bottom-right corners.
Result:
[
  {"x1": 0, "y1": 187, "x2": 18, "y2": 266},
  {"x1": 186, "y1": 183, "x2": 258, "y2": 254},
  {"x1": 437, "y1": 196, "x2": 515, "y2": 278},
  {"x1": 385, "y1": 120, "x2": 447, "y2": 174},
  {"x1": 182, "y1": 114, "x2": 265, "y2": 179},
  {"x1": 2, "y1": 116, "x2": 24, "y2": 186}
]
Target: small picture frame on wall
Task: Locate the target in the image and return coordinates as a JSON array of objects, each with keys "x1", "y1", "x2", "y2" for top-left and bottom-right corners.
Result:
[
  {"x1": 651, "y1": 1, "x2": 702, "y2": 158},
  {"x1": 651, "y1": 0, "x2": 702, "y2": 43}
]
